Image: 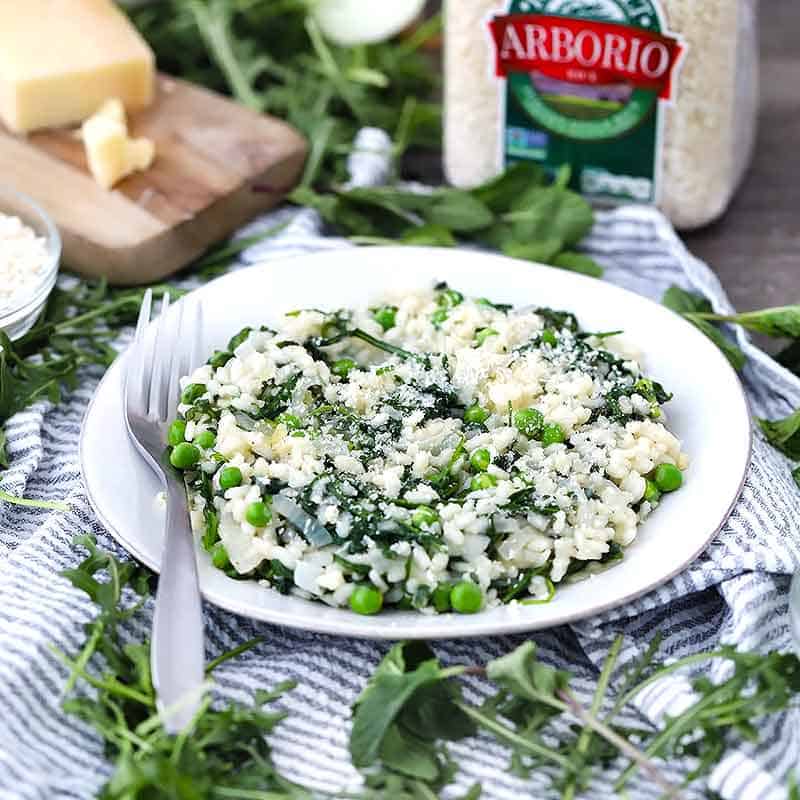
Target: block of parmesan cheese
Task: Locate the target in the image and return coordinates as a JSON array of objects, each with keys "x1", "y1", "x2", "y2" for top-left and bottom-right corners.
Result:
[{"x1": 0, "y1": 0, "x2": 155, "y2": 133}]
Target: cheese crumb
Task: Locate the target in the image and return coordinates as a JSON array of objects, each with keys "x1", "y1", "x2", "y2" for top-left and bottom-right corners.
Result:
[{"x1": 81, "y1": 99, "x2": 155, "y2": 189}]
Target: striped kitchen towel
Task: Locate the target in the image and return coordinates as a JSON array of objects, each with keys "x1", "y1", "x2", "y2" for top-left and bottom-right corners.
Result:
[{"x1": 0, "y1": 129, "x2": 798, "y2": 800}]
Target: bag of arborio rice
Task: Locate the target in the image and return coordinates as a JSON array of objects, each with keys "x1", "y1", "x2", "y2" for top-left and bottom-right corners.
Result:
[{"x1": 444, "y1": 0, "x2": 759, "y2": 229}]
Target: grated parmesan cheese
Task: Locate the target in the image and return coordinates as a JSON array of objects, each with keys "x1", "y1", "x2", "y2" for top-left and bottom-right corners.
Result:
[
  {"x1": 444, "y1": 0, "x2": 759, "y2": 230},
  {"x1": 0, "y1": 212, "x2": 49, "y2": 312},
  {"x1": 174, "y1": 285, "x2": 689, "y2": 614}
]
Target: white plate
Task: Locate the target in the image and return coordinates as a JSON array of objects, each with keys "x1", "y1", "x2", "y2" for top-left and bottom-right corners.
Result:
[{"x1": 80, "y1": 247, "x2": 751, "y2": 639}]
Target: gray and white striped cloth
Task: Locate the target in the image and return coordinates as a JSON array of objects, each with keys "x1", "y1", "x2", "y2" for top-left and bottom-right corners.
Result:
[{"x1": 1, "y1": 129, "x2": 799, "y2": 800}]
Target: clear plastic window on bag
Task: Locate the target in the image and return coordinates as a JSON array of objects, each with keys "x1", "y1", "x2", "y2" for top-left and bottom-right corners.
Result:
[{"x1": 444, "y1": 0, "x2": 759, "y2": 230}]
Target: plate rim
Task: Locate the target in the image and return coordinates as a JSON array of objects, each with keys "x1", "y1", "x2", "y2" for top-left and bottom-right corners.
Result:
[{"x1": 79, "y1": 247, "x2": 753, "y2": 639}]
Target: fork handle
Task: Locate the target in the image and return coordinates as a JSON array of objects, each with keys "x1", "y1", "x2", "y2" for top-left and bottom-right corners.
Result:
[{"x1": 151, "y1": 476, "x2": 205, "y2": 733}]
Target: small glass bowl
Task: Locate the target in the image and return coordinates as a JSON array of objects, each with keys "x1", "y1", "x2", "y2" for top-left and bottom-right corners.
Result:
[{"x1": 0, "y1": 185, "x2": 61, "y2": 340}]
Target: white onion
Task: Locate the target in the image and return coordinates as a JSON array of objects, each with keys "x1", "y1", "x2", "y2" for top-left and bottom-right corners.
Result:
[
  {"x1": 272, "y1": 494, "x2": 333, "y2": 546},
  {"x1": 310, "y1": 0, "x2": 426, "y2": 47}
]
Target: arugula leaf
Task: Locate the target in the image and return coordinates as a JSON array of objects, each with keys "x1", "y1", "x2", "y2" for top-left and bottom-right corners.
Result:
[
  {"x1": 60, "y1": 534, "x2": 307, "y2": 800},
  {"x1": 757, "y1": 408, "x2": 800, "y2": 459},
  {"x1": 54, "y1": 535, "x2": 800, "y2": 800}
]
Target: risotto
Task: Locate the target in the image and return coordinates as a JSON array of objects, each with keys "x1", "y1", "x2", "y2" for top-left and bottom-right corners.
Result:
[{"x1": 167, "y1": 284, "x2": 688, "y2": 615}]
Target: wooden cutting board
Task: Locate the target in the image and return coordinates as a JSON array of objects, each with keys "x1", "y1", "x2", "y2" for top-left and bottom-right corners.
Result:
[{"x1": 0, "y1": 75, "x2": 307, "y2": 285}]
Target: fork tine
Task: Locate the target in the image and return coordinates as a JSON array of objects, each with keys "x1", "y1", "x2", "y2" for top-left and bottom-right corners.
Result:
[
  {"x1": 190, "y1": 300, "x2": 204, "y2": 375},
  {"x1": 147, "y1": 293, "x2": 171, "y2": 420},
  {"x1": 162, "y1": 300, "x2": 185, "y2": 422},
  {"x1": 127, "y1": 289, "x2": 153, "y2": 416}
]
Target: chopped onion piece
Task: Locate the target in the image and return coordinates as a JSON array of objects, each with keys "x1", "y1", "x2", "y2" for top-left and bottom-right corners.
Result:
[
  {"x1": 311, "y1": 0, "x2": 426, "y2": 47},
  {"x1": 273, "y1": 494, "x2": 333, "y2": 546}
]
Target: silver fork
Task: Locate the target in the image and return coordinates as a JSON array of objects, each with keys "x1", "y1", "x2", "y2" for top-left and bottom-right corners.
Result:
[{"x1": 124, "y1": 289, "x2": 205, "y2": 733}]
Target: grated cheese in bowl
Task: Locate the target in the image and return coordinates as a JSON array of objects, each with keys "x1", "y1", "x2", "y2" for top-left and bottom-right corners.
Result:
[
  {"x1": 0, "y1": 213, "x2": 49, "y2": 311},
  {"x1": 169, "y1": 284, "x2": 689, "y2": 616},
  {"x1": 0, "y1": 186, "x2": 61, "y2": 340}
]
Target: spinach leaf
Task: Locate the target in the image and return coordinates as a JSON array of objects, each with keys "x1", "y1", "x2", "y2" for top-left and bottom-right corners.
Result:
[
  {"x1": 424, "y1": 190, "x2": 494, "y2": 232},
  {"x1": 758, "y1": 408, "x2": 800, "y2": 459},
  {"x1": 470, "y1": 161, "x2": 548, "y2": 213},
  {"x1": 662, "y1": 286, "x2": 747, "y2": 371}
]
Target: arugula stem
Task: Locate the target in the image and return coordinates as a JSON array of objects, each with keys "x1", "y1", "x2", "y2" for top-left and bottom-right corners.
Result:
[
  {"x1": 559, "y1": 689, "x2": 682, "y2": 799},
  {"x1": 57, "y1": 622, "x2": 104, "y2": 695},
  {"x1": 171, "y1": 695, "x2": 212, "y2": 762},
  {"x1": 392, "y1": 96, "x2": 418, "y2": 168},
  {"x1": 562, "y1": 635, "x2": 623, "y2": 800},
  {"x1": 455, "y1": 701, "x2": 574, "y2": 770},
  {"x1": 304, "y1": 16, "x2": 365, "y2": 124},
  {"x1": 206, "y1": 637, "x2": 263, "y2": 674},
  {"x1": 55, "y1": 650, "x2": 154, "y2": 706},
  {"x1": 213, "y1": 789, "x2": 308, "y2": 800},
  {"x1": 0, "y1": 489, "x2": 68, "y2": 511},
  {"x1": 614, "y1": 679, "x2": 738, "y2": 791},
  {"x1": 396, "y1": 12, "x2": 443, "y2": 55},
  {"x1": 613, "y1": 650, "x2": 729, "y2": 711},
  {"x1": 605, "y1": 634, "x2": 663, "y2": 722},
  {"x1": 188, "y1": 0, "x2": 264, "y2": 110}
]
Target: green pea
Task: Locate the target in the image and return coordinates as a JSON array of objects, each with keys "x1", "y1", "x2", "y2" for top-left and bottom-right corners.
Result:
[
  {"x1": 181, "y1": 383, "x2": 206, "y2": 404},
  {"x1": 219, "y1": 466, "x2": 243, "y2": 490},
  {"x1": 332, "y1": 358, "x2": 357, "y2": 378},
  {"x1": 211, "y1": 542, "x2": 230, "y2": 570},
  {"x1": 644, "y1": 479, "x2": 661, "y2": 504},
  {"x1": 373, "y1": 305, "x2": 397, "y2": 331},
  {"x1": 470, "y1": 473, "x2": 497, "y2": 492},
  {"x1": 541, "y1": 329, "x2": 557, "y2": 347},
  {"x1": 654, "y1": 463, "x2": 683, "y2": 493},
  {"x1": 431, "y1": 308, "x2": 449, "y2": 327},
  {"x1": 167, "y1": 419, "x2": 187, "y2": 446},
  {"x1": 437, "y1": 288, "x2": 464, "y2": 309},
  {"x1": 412, "y1": 506, "x2": 438, "y2": 528},
  {"x1": 432, "y1": 584, "x2": 452, "y2": 613},
  {"x1": 349, "y1": 585, "x2": 383, "y2": 615},
  {"x1": 541, "y1": 423, "x2": 566, "y2": 447},
  {"x1": 227, "y1": 327, "x2": 252, "y2": 351},
  {"x1": 194, "y1": 430, "x2": 216, "y2": 449},
  {"x1": 464, "y1": 403, "x2": 490, "y2": 424},
  {"x1": 470, "y1": 448, "x2": 491, "y2": 472},
  {"x1": 169, "y1": 442, "x2": 200, "y2": 470},
  {"x1": 475, "y1": 327, "x2": 498, "y2": 346},
  {"x1": 514, "y1": 408, "x2": 544, "y2": 439},
  {"x1": 245, "y1": 501, "x2": 272, "y2": 528},
  {"x1": 208, "y1": 350, "x2": 232, "y2": 369},
  {"x1": 450, "y1": 581, "x2": 482, "y2": 614},
  {"x1": 277, "y1": 412, "x2": 302, "y2": 429}
]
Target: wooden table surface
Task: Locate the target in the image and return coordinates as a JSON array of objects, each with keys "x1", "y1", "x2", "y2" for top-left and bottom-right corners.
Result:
[{"x1": 683, "y1": 0, "x2": 800, "y2": 313}]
